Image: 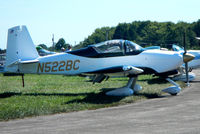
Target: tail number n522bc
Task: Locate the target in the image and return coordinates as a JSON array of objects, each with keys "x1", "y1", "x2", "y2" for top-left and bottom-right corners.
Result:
[{"x1": 37, "y1": 60, "x2": 80, "y2": 73}]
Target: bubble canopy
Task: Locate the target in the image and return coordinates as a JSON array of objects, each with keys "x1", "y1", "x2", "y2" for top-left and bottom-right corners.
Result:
[
  {"x1": 91, "y1": 40, "x2": 144, "y2": 54},
  {"x1": 69, "y1": 40, "x2": 144, "y2": 58}
]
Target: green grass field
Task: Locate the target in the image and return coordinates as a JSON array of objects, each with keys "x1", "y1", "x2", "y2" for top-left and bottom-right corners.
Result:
[{"x1": 0, "y1": 74, "x2": 185, "y2": 121}]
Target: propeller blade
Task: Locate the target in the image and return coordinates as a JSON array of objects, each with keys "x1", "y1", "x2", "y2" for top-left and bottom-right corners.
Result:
[
  {"x1": 183, "y1": 30, "x2": 190, "y2": 86},
  {"x1": 185, "y1": 62, "x2": 189, "y2": 86}
]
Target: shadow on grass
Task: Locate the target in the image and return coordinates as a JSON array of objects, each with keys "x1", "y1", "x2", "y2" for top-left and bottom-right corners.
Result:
[
  {"x1": 0, "y1": 89, "x2": 163, "y2": 104},
  {"x1": 66, "y1": 93, "x2": 124, "y2": 104},
  {"x1": 139, "y1": 77, "x2": 167, "y2": 84},
  {"x1": 0, "y1": 91, "x2": 125, "y2": 104},
  {"x1": 64, "y1": 88, "x2": 164, "y2": 104},
  {"x1": 0, "y1": 92, "x2": 92, "y2": 98},
  {"x1": 0, "y1": 92, "x2": 22, "y2": 98},
  {"x1": 190, "y1": 80, "x2": 200, "y2": 83},
  {"x1": 135, "y1": 92, "x2": 165, "y2": 99}
]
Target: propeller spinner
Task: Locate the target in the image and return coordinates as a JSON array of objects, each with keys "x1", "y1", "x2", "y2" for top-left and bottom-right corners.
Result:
[{"x1": 183, "y1": 53, "x2": 195, "y2": 63}]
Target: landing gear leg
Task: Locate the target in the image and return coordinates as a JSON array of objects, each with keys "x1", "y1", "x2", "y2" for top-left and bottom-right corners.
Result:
[
  {"x1": 162, "y1": 78, "x2": 181, "y2": 95},
  {"x1": 106, "y1": 76, "x2": 138, "y2": 96}
]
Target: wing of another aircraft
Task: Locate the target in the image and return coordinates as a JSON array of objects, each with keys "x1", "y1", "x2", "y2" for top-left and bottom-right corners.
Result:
[{"x1": 0, "y1": 66, "x2": 5, "y2": 73}]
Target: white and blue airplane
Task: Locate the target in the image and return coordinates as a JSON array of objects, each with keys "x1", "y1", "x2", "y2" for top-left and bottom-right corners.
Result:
[
  {"x1": 170, "y1": 45, "x2": 200, "y2": 82},
  {"x1": 3, "y1": 25, "x2": 195, "y2": 96}
]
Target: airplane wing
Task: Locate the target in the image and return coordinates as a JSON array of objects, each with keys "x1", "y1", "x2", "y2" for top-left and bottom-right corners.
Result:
[
  {"x1": 87, "y1": 65, "x2": 143, "y2": 75},
  {"x1": 84, "y1": 65, "x2": 143, "y2": 83}
]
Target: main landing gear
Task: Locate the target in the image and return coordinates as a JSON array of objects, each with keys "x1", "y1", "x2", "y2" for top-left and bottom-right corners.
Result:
[
  {"x1": 106, "y1": 76, "x2": 142, "y2": 96},
  {"x1": 162, "y1": 78, "x2": 181, "y2": 96},
  {"x1": 106, "y1": 77, "x2": 181, "y2": 96}
]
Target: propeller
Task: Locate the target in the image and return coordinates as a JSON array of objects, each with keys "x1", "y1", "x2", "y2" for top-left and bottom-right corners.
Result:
[{"x1": 183, "y1": 31, "x2": 195, "y2": 86}]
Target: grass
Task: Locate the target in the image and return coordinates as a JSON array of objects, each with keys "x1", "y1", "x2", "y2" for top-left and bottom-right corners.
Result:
[{"x1": 0, "y1": 74, "x2": 185, "y2": 121}]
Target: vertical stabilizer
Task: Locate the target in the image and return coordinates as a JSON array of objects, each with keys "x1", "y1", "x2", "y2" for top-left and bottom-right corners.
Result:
[{"x1": 5, "y1": 26, "x2": 39, "y2": 72}]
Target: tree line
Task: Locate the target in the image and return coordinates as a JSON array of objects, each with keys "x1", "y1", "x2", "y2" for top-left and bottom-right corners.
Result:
[
  {"x1": 1, "y1": 20, "x2": 200, "y2": 54},
  {"x1": 74, "y1": 20, "x2": 200, "y2": 50},
  {"x1": 38, "y1": 38, "x2": 70, "y2": 52},
  {"x1": 0, "y1": 38, "x2": 70, "y2": 54}
]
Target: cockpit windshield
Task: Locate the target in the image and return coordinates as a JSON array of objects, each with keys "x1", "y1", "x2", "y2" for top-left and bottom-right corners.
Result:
[
  {"x1": 93, "y1": 40, "x2": 124, "y2": 53},
  {"x1": 92, "y1": 40, "x2": 144, "y2": 55},
  {"x1": 124, "y1": 40, "x2": 144, "y2": 54},
  {"x1": 172, "y1": 44, "x2": 184, "y2": 52}
]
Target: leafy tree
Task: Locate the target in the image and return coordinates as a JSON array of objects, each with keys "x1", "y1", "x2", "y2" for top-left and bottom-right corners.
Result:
[
  {"x1": 0, "y1": 49, "x2": 6, "y2": 54},
  {"x1": 79, "y1": 27, "x2": 115, "y2": 48},
  {"x1": 187, "y1": 27, "x2": 198, "y2": 49},
  {"x1": 55, "y1": 38, "x2": 68, "y2": 50},
  {"x1": 128, "y1": 23, "x2": 137, "y2": 41},
  {"x1": 163, "y1": 22, "x2": 176, "y2": 44},
  {"x1": 113, "y1": 23, "x2": 130, "y2": 40},
  {"x1": 38, "y1": 44, "x2": 48, "y2": 49},
  {"x1": 193, "y1": 19, "x2": 200, "y2": 37},
  {"x1": 74, "y1": 20, "x2": 200, "y2": 49}
]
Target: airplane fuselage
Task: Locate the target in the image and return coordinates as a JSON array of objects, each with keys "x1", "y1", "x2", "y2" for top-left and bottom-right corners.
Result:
[{"x1": 18, "y1": 49, "x2": 183, "y2": 76}]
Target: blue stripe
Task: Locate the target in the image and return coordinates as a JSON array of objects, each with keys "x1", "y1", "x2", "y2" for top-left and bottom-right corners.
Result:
[{"x1": 194, "y1": 55, "x2": 200, "y2": 60}]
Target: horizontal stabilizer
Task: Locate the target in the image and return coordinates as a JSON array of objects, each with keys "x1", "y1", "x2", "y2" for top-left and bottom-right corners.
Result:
[
  {"x1": 19, "y1": 59, "x2": 39, "y2": 64},
  {"x1": 7, "y1": 59, "x2": 39, "y2": 67},
  {"x1": 5, "y1": 25, "x2": 39, "y2": 73}
]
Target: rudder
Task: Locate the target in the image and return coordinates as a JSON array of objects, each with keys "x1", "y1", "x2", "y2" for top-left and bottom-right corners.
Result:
[{"x1": 5, "y1": 25, "x2": 39, "y2": 72}]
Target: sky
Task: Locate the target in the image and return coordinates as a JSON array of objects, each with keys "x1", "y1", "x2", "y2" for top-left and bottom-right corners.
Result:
[{"x1": 0, "y1": 0, "x2": 199, "y2": 49}]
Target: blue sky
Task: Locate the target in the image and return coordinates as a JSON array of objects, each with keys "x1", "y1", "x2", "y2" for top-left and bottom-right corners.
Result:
[{"x1": 0, "y1": 0, "x2": 199, "y2": 49}]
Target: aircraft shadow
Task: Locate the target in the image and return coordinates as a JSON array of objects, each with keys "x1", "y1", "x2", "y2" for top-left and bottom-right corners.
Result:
[
  {"x1": 0, "y1": 92, "x2": 22, "y2": 98},
  {"x1": 139, "y1": 77, "x2": 167, "y2": 84},
  {"x1": 135, "y1": 92, "x2": 165, "y2": 99},
  {"x1": 0, "y1": 91, "x2": 124, "y2": 104},
  {"x1": 190, "y1": 80, "x2": 200, "y2": 83},
  {"x1": 65, "y1": 91, "x2": 124, "y2": 104},
  {"x1": 0, "y1": 90, "x2": 163, "y2": 104},
  {"x1": 0, "y1": 92, "x2": 94, "y2": 98},
  {"x1": 65, "y1": 88, "x2": 163, "y2": 104}
]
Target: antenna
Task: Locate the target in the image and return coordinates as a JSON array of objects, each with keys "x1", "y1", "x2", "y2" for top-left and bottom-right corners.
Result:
[
  {"x1": 106, "y1": 29, "x2": 109, "y2": 41},
  {"x1": 52, "y1": 34, "x2": 55, "y2": 51}
]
